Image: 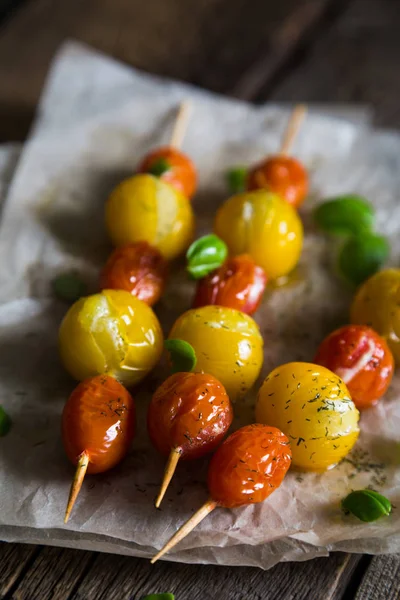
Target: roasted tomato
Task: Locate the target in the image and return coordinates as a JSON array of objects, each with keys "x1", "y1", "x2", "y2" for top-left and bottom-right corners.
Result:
[
  {"x1": 100, "y1": 241, "x2": 168, "y2": 306},
  {"x1": 314, "y1": 325, "x2": 394, "y2": 410},
  {"x1": 192, "y1": 254, "x2": 267, "y2": 315},
  {"x1": 247, "y1": 156, "x2": 308, "y2": 209},
  {"x1": 138, "y1": 146, "x2": 197, "y2": 199},
  {"x1": 256, "y1": 362, "x2": 360, "y2": 471},
  {"x1": 214, "y1": 190, "x2": 303, "y2": 279}
]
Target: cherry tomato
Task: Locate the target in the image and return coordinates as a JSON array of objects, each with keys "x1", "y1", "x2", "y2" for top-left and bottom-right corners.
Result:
[
  {"x1": 100, "y1": 241, "x2": 168, "y2": 306},
  {"x1": 62, "y1": 375, "x2": 135, "y2": 474},
  {"x1": 208, "y1": 424, "x2": 292, "y2": 508},
  {"x1": 314, "y1": 325, "x2": 394, "y2": 410},
  {"x1": 214, "y1": 190, "x2": 303, "y2": 279},
  {"x1": 192, "y1": 254, "x2": 267, "y2": 315},
  {"x1": 105, "y1": 174, "x2": 195, "y2": 260},
  {"x1": 247, "y1": 156, "x2": 308, "y2": 209},
  {"x1": 59, "y1": 289, "x2": 163, "y2": 387},
  {"x1": 148, "y1": 372, "x2": 233, "y2": 459},
  {"x1": 256, "y1": 362, "x2": 360, "y2": 471},
  {"x1": 138, "y1": 146, "x2": 197, "y2": 199},
  {"x1": 168, "y1": 305, "x2": 263, "y2": 401},
  {"x1": 351, "y1": 269, "x2": 400, "y2": 364}
]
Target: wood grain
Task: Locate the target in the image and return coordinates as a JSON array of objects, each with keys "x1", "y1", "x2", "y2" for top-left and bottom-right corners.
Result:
[
  {"x1": 0, "y1": 543, "x2": 40, "y2": 597},
  {"x1": 354, "y1": 554, "x2": 400, "y2": 600}
]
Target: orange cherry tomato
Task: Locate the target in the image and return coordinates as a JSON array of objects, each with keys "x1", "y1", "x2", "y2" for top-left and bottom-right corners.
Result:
[
  {"x1": 247, "y1": 155, "x2": 308, "y2": 208},
  {"x1": 148, "y1": 372, "x2": 233, "y2": 460},
  {"x1": 62, "y1": 375, "x2": 136, "y2": 474},
  {"x1": 100, "y1": 241, "x2": 168, "y2": 306},
  {"x1": 192, "y1": 254, "x2": 267, "y2": 315},
  {"x1": 207, "y1": 424, "x2": 292, "y2": 508},
  {"x1": 314, "y1": 325, "x2": 394, "y2": 410},
  {"x1": 139, "y1": 146, "x2": 197, "y2": 199}
]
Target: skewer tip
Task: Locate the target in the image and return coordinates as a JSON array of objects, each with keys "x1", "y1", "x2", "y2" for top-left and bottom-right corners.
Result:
[
  {"x1": 64, "y1": 450, "x2": 89, "y2": 524},
  {"x1": 155, "y1": 447, "x2": 182, "y2": 508}
]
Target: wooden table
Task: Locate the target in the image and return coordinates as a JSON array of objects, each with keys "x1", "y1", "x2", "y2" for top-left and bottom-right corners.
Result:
[{"x1": 0, "y1": 0, "x2": 399, "y2": 598}]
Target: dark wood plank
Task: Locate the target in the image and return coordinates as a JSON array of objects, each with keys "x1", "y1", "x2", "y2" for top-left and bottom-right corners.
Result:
[
  {"x1": 0, "y1": 543, "x2": 40, "y2": 597},
  {"x1": 353, "y1": 554, "x2": 400, "y2": 600}
]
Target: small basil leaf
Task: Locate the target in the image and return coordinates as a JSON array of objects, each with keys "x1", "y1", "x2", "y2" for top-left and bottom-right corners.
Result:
[
  {"x1": 186, "y1": 234, "x2": 228, "y2": 279},
  {"x1": 147, "y1": 158, "x2": 171, "y2": 177},
  {"x1": 165, "y1": 339, "x2": 197, "y2": 374},
  {"x1": 0, "y1": 406, "x2": 12, "y2": 437},
  {"x1": 314, "y1": 195, "x2": 374, "y2": 236},
  {"x1": 338, "y1": 232, "x2": 389, "y2": 286},
  {"x1": 141, "y1": 595, "x2": 175, "y2": 600},
  {"x1": 226, "y1": 167, "x2": 248, "y2": 194},
  {"x1": 52, "y1": 272, "x2": 87, "y2": 303},
  {"x1": 342, "y1": 489, "x2": 391, "y2": 522}
]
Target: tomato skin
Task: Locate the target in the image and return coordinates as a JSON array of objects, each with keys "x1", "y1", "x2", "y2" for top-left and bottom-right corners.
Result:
[
  {"x1": 314, "y1": 325, "x2": 394, "y2": 410},
  {"x1": 139, "y1": 146, "x2": 197, "y2": 199},
  {"x1": 193, "y1": 254, "x2": 267, "y2": 315},
  {"x1": 147, "y1": 372, "x2": 233, "y2": 460},
  {"x1": 247, "y1": 156, "x2": 308, "y2": 209},
  {"x1": 100, "y1": 242, "x2": 168, "y2": 306},
  {"x1": 62, "y1": 375, "x2": 135, "y2": 474},
  {"x1": 207, "y1": 424, "x2": 291, "y2": 508}
]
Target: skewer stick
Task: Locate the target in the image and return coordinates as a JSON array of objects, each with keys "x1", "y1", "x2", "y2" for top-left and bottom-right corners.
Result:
[
  {"x1": 64, "y1": 450, "x2": 89, "y2": 523},
  {"x1": 279, "y1": 104, "x2": 307, "y2": 156},
  {"x1": 155, "y1": 447, "x2": 182, "y2": 508},
  {"x1": 169, "y1": 101, "x2": 192, "y2": 149},
  {"x1": 151, "y1": 499, "x2": 217, "y2": 564}
]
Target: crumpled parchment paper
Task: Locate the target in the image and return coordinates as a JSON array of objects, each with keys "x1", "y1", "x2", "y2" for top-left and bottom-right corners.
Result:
[{"x1": 0, "y1": 41, "x2": 399, "y2": 569}]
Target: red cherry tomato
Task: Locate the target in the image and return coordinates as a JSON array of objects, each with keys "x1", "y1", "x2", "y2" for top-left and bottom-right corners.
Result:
[
  {"x1": 247, "y1": 155, "x2": 308, "y2": 208},
  {"x1": 147, "y1": 372, "x2": 233, "y2": 460},
  {"x1": 62, "y1": 375, "x2": 136, "y2": 474},
  {"x1": 99, "y1": 241, "x2": 168, "y2": 306},
  {"x1": 207, "y1": 424, "x2": 291, "y2": 508},
  {"x1": 314, "y1": 325, "x2": 394, "y2": 410},
  {"x1": 138, "y1": 146, "x2": 197, "y2": 199},
  {"x1": 192, "y1": 254, "x2": 267, "y2": 315}
]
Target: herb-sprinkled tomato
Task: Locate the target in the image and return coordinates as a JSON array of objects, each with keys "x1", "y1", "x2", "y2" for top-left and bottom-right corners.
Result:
[
  {"x1": 247, "y1": 155, "x2": 308, "y2": 209},
  {"x1": 138, "y1": 146, "x2": 197, "y2": 199}
]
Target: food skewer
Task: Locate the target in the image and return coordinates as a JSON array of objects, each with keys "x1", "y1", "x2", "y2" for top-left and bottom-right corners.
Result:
[
  {"x1": 169, "y1": 101, "x2": 192, "y2": 150},
  {"x1": 279, "y1": 104, "x2": 307, "y2": 156}
]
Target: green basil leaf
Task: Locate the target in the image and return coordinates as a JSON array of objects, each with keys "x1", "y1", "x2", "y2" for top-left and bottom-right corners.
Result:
[
  {"x1": 226, "y1": 166, "x2": 248, "y2": 194},
  {"x1": 186, "y1": 234, "x2": 228, "y2": 279},
  {"x1": 52, "y1": 272, "x2": 87, "y2": 304},
  {"x1": 342, "y1": 489, "x2": 391, "y2": 522},
  {"x1": 314, "y1": 195, "x2": 374, "y2": 236},
  {"x1": 141, "y1": 595, "x2": 175, "y2": 600},
  {"x1": 147, "y1": 158, "x2": 171, "y2": 177},
  {"x1": 338, "y1": 232, "x2": 389, "y2": 286},
  {"x1": 0, "y1": 406, "x2": 12, "y2": 437},
  {"x1": 165, "y1": 339, "x2": 197, "y2": 374}
]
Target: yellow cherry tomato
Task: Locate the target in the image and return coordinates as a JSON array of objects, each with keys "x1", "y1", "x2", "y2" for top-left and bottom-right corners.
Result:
[
  {"x1": 59, "y1": 289, "x2": 163, "y2": 387},
  {"x1": 214, "y1": 190, "x2": 303, "y2": 279},
  {"x1": 105, "y1": 174, "x2": 195, "y2": 261},
  {"x1": 351, "y1": 268, "x2": 400, "y2": 364},
  {"x1": 169, "y1": 305, "x2": 263, "y2": 401},
  {"x1": 255, "y1": 362, "x2": 360, "y2": 471}
]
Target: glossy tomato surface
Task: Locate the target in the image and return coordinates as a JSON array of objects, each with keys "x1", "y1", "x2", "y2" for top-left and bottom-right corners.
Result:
[
  {"x1": 59, "y1": 289, "x2": 163, "y2": 387},
  {"x1": 105, "y1": 174, "x2": 195, "y2": 260},
  {"x1": 207, "y1": 424, "x2": 291, "y2": 507},
  {"x1": 214, "y1": 190, "x2": 303, "y2": 279},
  {"x1": 193, "y1": 254, "x2": 267, "y2": 315},
  {"x1": 168, "y1": 306, "x2": 263, "y2": 401},
  {"x1": 148, "y1": 372, "x2": 233, "y2": 459},
  {"x1": 100, "y1": 241, "x2": 168, "y2": 306},
  {"x1": 62, "y1": 375, "x2": 135, "y2": 474},
  {"x1": 247, "y1": 156, "x2": 308, "y2": 209},
  {"x1": 315, "y1": 325, "x2": 394, "y2": 410},
  {"x1": 256, "y1": 362, "x2": 360, "y2": 471},
  {"x1": 138, "y1": 146, "x2": 197, "y2": 199}
]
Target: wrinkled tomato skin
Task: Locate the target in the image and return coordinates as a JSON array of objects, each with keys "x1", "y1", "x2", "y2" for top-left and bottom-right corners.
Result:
[
  {"x1": 139, "y1": 146, "x2": 197, "y2": 199},
  {"x1": 207, "y1": 424, "x2": 291, "y2": 508},
  {"x1": 314, "y1": 325, "x2": 394, "y2": 410},
  {"x1": 247, "y1": 156, "x2": 308, "y2": 209},
  {"x1": 62, "y1": 375, "x2": 135, "y2": 474},
  {"x1": 193, "y1": 254, "x2": 267, "y2": 315},
  {"x1": 148, "y1": 372, "x2": 233, "y2": 460},
  {"x1": 100, "y1": 241, "x2": 168, "y2": 306}
]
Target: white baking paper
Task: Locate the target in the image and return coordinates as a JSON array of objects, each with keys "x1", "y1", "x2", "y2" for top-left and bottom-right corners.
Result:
[{"x1": 0, "y1": 41, "x2": 399, "y2": 569}]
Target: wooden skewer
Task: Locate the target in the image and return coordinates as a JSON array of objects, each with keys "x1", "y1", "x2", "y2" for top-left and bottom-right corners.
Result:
[
  {"x1": 155, "y1": 447, "x2": 182, "y2": 508},
  {"x1": 64, "y1": 450, "x2": 89, "y2": 524},
  {"x1": 279, "y1": 104, "x2": 307, "y2": 156},
  {"x1": 169, "y1": 101, "x2": 192, "y2": 149},
  {"x1": 151, "y1": 499, "x2": 217, "y2": 564}
]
